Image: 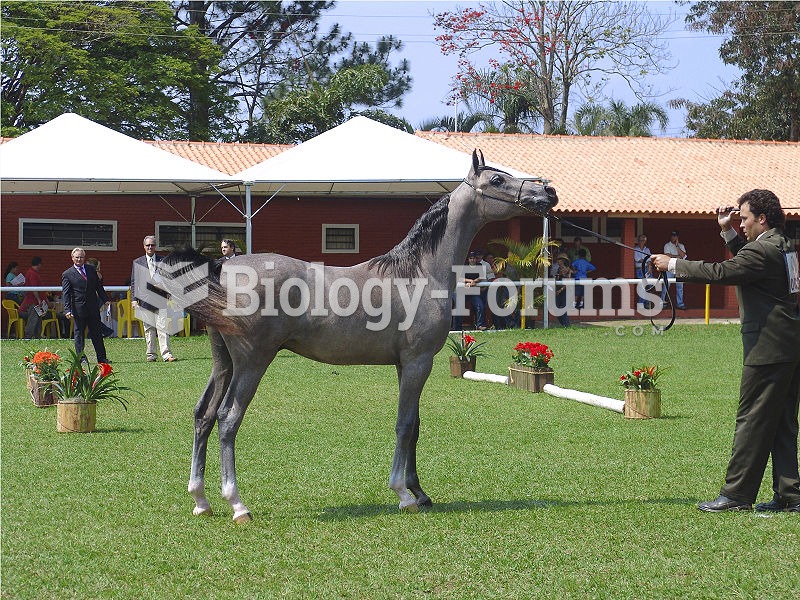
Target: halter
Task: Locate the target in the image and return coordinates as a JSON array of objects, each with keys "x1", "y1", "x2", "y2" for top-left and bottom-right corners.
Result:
[
  {"x1": 551, "y1": 214, "x2": 675, "y2": 331},
  {"x1": 461, "y1": 169, "x2": 551, "y2": 216}
]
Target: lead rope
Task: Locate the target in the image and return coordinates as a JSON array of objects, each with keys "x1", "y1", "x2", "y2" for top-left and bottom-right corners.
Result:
[{"x1": 549, "y1": 215, "x2": 675, "y2": 331}]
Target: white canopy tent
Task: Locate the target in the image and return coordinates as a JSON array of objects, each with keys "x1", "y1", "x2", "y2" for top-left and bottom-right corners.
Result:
[
  {"x1": 0, "y1": 112, "x2": 238, "y2": 195},
  {"x1": 234, "y1": 116, "x2": 540, "y2": 251}
]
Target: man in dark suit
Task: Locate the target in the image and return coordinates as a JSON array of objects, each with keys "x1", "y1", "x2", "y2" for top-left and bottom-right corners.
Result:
[
  {"x1": 652, "y1": 189, "x2": 800, "y2": 513},
  {"x1": 131, "y1": 235, "x2": 176, "y2": 362},
  {"x1": 62, "y1": 247, "x2": 109, "y2": 364}
]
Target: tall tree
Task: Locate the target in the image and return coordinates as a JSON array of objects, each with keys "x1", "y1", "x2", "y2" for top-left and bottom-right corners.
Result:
[
  {"x1": 173, "y1": 2, "x2": 411, "y2": 141},
  {"x1": 675, "y1": 1, "x2": 799, "y2": 141},
  {"x1": 434, "y1": 1, "x2": 672, "y2": 134},
  {"x1": 1, "y1": 0, "x2": 224, "y2": 139}
]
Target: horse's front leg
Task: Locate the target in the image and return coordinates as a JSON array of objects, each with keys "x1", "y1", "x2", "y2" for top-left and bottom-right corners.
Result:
[
  {"x1": 390, "y1": 356, "x2": 434, "y2": 512},
  {"x1": 217, "y1": 355, "x2": 271, "y2": 523},
  {"x1": 189, "y1": 329, "x2": 231, "y2": 517}
]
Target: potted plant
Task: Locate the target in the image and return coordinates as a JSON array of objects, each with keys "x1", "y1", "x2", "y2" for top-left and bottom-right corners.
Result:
[
  {"x1": 508, "y1": 342, "x2": 554, "y2": 392},
  {"x1": 445, "y1": 332, "x2": 487, "y2": 377},
  {"x1": 618, "y1": 365, "x2": 664, "y2": 419},
  {"x1": 21, "y1": 348, "x2": 62, "y2": 407},
  {"x1": 52, "y1": 350, "x2": 138, "y2": 433}
]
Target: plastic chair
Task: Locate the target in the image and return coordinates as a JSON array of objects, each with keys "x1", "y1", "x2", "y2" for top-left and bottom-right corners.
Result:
[
  {"x1": 174, "y1": 312, "x2": 191, "y2": 337},
  {"x1": 116, "y1": 297, "x2": 144, "y2": 338},
  {"x1": 2, "y1": 299, "x2": 24, "y2": 339},
  {"x1": 40, "y1": 308, "x2": 61, "y2": 339}
]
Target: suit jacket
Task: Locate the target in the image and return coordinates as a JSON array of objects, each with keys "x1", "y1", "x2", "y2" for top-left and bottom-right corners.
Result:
[
  {"x1": 675, "y1": 228, "x2": 800, "y2": 365},
  {"x1": 62, "y1": 264, "x2": 108, "y2": 319},
  {"x1": 131, "y1": 254, "x2": 168, "y2": 311}
]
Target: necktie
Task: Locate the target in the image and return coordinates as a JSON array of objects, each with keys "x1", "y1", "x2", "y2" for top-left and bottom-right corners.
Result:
[
  {"x1": 148, "y1": 256, "x2": 156, "y2": 276},
  {"x1": 78, "y1": 266, "x2": 86, "y2": 279}
]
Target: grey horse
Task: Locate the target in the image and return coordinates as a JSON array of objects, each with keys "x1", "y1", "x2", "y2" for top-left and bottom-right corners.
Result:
[{"x1": 163, "y1": 150, "x2": 558, "y2": 522}]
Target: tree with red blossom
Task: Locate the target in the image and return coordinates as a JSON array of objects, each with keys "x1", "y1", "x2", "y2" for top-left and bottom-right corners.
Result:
[{"x1": 433, "y1": 1, "x2": 673, "y2": 134}]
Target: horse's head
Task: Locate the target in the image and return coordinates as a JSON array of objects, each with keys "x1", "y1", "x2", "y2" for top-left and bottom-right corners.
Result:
[{"x1": 466, "y1": 149, "x2": 558, "y2": 217}]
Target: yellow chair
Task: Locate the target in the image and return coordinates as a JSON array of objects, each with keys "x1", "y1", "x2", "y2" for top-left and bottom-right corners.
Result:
[
  {"x1": 173, "y1": 312, "x2": 191, "y2": 337},
  {"x1": 40, "y1": 308, "x2": 61, "y2": 339},
  {"x1": 116, "y1": 298, "x2": 144, "y2": 338},
  {"x1": 3, "y1": 299, "x2": 24, "y2": 339}
]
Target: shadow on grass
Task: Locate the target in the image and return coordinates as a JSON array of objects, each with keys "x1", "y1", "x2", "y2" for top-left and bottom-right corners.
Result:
[
  {"x1": 92, "y1": 426, "x2": 147, "y2": 434},
  {"x1": 318, "y1": 496, "x2": 699, "y2": 520}
]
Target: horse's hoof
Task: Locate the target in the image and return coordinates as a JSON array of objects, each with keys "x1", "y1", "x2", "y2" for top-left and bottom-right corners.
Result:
[
  {"x1": 233, "y1": 510, "x2": 252, "y2": 524},
  {"x1": 193, "y1": 506, "x2": 213, "y2": 517},
  {"x1": 399, "y1": 500, "x2": 419, "y2": 513},
  {"x1": 417, "y1": 497, "x2": 433, "y2": 509}
]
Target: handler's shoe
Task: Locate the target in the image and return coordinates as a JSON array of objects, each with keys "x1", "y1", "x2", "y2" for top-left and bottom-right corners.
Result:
[
  {"x1": 698, "y1": 495, "x2": 752, "y2": 512},
  {"x1": 755, "y1": 497, "x2": 800, "y2": 513}
]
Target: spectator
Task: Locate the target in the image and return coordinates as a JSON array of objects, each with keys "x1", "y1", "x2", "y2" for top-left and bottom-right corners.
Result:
[
  {"x1": 4, "y1": 261, "x2": 24, "y2": 304},
  {"x1": 554, "y1": 257, "x2": 574, "y2": 327},
  {"x1": 62, "y1": 248, "x2": 110, "y2": 365},
  {"x1": 85, "y1": 258, "x2": 114, "y2": 338},
  {"x1": 571, "y1": 248, "x2": 596, "y2": 310},
  {"x1": 662, "y1": 230, "x2": 687, "y2": 309},
  {"x1": 567, "y1": 236, "x2": 592, "y2": 263},
  {"x1": 453, "y1": 251, "x2": 488, "y2": 331},
  {"x1": 216, "y1": 238, "x2": 237, "y2": 269},
  {"x1": 19, "y1": 257, "x2": 45, "y2": 338},
  {"x1": 477, "y1": 249, "x2": 496, "y2": 328},
  {"x1": 131, "y1": 235, "x2": 177, "y2": 362}
]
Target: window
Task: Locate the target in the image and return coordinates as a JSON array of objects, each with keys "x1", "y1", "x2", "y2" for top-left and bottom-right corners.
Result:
[
  {"x1": 556, "y1": 216, "x2": 596, "y2": 242},
  {"x1": 322, "y1": 224, "x2": 359, "y2": 253},
  {"x1": 19, "y1": 219, "x2": 116, "y2": 250},
  {"x1": 604, "y1": 217, "x2": 625, "y2": 242},
  {"x1": 156, "y1": 222, "x2": 245, "y2": 252}
]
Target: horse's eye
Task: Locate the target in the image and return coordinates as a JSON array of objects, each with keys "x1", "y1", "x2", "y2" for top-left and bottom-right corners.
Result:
[{"x1": 490, "y1": 174, "x2": 502, "y2": 185}]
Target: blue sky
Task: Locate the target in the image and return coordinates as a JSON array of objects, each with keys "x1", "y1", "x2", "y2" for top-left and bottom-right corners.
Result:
[{"x1": 319, "y1": 1, "x2": 741, "y2": 136}]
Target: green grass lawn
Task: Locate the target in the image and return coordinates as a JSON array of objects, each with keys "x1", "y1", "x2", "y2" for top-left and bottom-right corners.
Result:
[{"x1": 2, "y1": 325, "x2": 798, "y2": 598}]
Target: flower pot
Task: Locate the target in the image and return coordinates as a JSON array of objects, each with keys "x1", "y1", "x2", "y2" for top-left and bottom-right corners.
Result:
[
  {"x1": 624, "y1": 389, "x2": 661, "y2": 419},
  {"x1": 26, "y1": 367, "x2": 35, "y2": 391},
  {"x1": 508, "y1": 365, "x2": 554, "y2": 392},
  {"x1": 57, "y1": 398, "x2": 97, "y2": 433},
  {"x1": 450, "y1": 356, "x2": 477, "y2": 378},
  {"x1": 30, "y1": 378, "x2": 57, "y2": 408}
]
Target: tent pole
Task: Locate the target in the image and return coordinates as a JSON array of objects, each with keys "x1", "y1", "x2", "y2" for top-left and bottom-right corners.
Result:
[
  {"x1": 190, "y1": 196, "x2": 197, "y2": 249},
  {"x1": 542, "y1": 216, "x2": 550, "y2": 329},
  {"x1": 245, "y1": 182, "x2": 253, "y2": 254}
]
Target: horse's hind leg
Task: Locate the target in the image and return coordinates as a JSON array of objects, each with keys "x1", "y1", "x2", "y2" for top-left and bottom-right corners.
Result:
[
  {"x1": 390, "y1": 356, "x2": 434, "y2": 512},
  {"x1": 189, "y1": 329, "x2": 231, "y2": 517},
  {"x1": 217, "y1": 350, "x2": 274, "y2": 523}
]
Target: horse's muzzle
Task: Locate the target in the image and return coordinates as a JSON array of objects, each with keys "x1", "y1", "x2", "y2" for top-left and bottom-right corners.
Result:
[{"x1": 545, "y1": 186, "x2": 559, "y2": 208}]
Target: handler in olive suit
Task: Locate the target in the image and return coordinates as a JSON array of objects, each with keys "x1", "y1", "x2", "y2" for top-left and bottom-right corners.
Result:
[{"x1": 652, "y1": 189, "x2": 800, "y2": 513}]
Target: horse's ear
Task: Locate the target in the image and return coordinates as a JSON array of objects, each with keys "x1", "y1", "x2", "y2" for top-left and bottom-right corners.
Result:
[{"x1": 471, "y1": 149, "x2": 485, "y2": 172}]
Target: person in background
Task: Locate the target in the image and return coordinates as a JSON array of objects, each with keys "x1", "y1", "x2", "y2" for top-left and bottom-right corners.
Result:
[
  {"x1": 85, "y1": 257, "x2": 114, "y2": 338},
  {"x1": 4, "y1": 261, "x2": 24, "y2": 304},
  {"x1": 131, "y1": 235, "x2": 177, "y2": 363},
  {"x1": 662, "y1": 230, "x2": 687, "y2": 309},
  {"x1": 477, "y1": 249, "x2": 496, "y2": 329},
  {"x1": 554, "y1": 257, "x2": 574, "y2": 327},
  {"x1": 19, "y1": 256, "x2": 45, "y2": 338},
  {"x1": 633, "y1": 234, "x2": 653, "y2": 307},
  {"x1": 62, "y1": 247, "x2": 109, "y2": 365},
  {"x1": 571, "y1": 248, "x2": 596, "y2": 310},
  {"x1": 567, "y1": 236, "x2": 592, "y2": 263},
  {"x1": 215, "y1": 238, "x2": 237, "y2": 271},
  {"x1": 652, "y1": 189, "x2": 800, "y2": 513}
]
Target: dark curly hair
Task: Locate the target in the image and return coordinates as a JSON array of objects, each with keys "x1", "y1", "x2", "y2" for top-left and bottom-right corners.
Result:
[{"x1": 737, "y1": 189, "x2": 785, "y2": 230}]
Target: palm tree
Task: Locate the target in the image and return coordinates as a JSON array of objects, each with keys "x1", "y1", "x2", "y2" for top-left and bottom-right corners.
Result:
[
  {"x1": 488, "y1": 236, "x2": 557, "y2": 328},
  {"x1": 417, "y1": 111, "x2": 493, "y2": 132},
  {"x1": 571, "y1": 100, "x2": 668, "y2": 136}
]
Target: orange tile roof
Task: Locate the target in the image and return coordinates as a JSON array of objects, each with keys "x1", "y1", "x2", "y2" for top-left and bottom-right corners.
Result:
[
  {"x1": 144, "y1": 140, "x2": 291, "y2": 175},
  {"x1": 415, "y1": 132, "x2": 799, "y2": 216}
]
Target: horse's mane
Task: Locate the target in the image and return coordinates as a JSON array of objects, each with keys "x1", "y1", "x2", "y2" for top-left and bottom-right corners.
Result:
[{"x1": 368, "y1": 194, "x2": 450, "y2": 279}]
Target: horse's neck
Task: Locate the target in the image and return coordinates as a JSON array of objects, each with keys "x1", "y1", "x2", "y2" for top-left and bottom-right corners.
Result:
[{"x1": 425, "y1": 192, "x2": 481, "y2": 284}]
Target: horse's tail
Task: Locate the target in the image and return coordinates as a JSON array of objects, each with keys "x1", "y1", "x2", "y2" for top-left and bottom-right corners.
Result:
[{"x1": 160, "y1": 246, "x2": 245, "y2": 335}]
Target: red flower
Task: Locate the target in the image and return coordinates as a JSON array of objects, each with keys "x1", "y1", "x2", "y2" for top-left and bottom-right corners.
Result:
[
  {"x1": 98, "y1": 363, "x2": 113, "y2": 378},
  {"x1": 464, "y1": 334, "x2": 476, "y2": 346}
]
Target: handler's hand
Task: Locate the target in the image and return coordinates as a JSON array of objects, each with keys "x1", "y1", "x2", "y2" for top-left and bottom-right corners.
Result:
[
  {"x1": 650, "y1": 254, "x2": 671, "y2": 273},
  {"x1": 716, "y1": 206, "x2": 738, "y2": 230}
]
